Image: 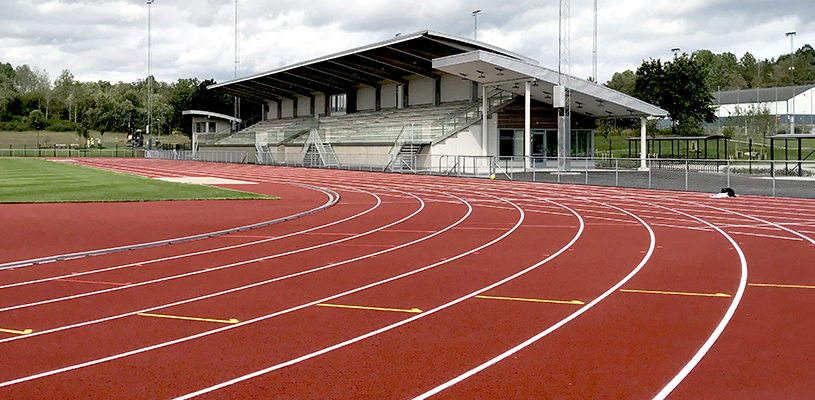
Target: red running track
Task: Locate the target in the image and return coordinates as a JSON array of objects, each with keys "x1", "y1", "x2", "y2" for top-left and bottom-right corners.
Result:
[{"x1": 0, "y1": 158, "x2": 813, "y2": 399}]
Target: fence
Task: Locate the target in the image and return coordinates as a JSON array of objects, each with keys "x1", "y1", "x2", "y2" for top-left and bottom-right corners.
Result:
[
  {"x1": 144, "y1": 150, "x2": 248, "y2": 164},
  {"x1": 4, "y1": 143, "x2": 813, "y2": 198},
  {"x1": 0, "y1": 144, "x2": 143, "y2": 158},
  {"x1": 247, "y1": 151, "x2": 815, "y2": 199}
]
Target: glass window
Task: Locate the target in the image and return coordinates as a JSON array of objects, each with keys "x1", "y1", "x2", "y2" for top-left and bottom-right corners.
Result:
[{"x1": 330, "y1": 94, "x2": 346, "y2": 113}]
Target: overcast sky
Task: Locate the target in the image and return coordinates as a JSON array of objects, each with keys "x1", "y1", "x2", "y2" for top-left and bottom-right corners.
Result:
[{"x1": 2, "y1": 0, "x2": 813, "y2": 86}]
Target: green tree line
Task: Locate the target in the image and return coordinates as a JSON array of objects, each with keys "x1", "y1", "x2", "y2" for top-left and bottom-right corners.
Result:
[
  {"x1": 601, "y1": 44, "x2": 815, "y2": 137},
  {"x1": 607, "y1": 44, "x2": 815, "y2": 94},
  {"x1": 0, "y1": 62, "x2": 254, "y2": 137}
]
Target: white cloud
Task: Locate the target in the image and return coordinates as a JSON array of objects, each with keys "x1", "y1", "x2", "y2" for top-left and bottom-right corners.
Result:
[{"x1": 0, "y1": 0, "x2": 812, "y2": 85}]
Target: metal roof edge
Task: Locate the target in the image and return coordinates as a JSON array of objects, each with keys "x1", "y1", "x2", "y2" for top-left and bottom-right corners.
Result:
[
  {"x1": 433, "y1": 51, "x2": 668, "y2": 117},
  {"x1": 209, "y1": 30, "x2": 536, "y2": 90},
  {"x1": 182, "y1": 110, "x2": 242, "y2": 123}
]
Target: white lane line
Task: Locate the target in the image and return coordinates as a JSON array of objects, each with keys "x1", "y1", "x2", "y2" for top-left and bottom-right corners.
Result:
[
  {"x1": 0, "y1": 182, "x2": 338, "y2": 271},
  {"x1": 625, "y1": 199, "x2": 748, "y2": 400},
  {"x1": 171, "y1": 195, "x2": 579, "y2": 400},
  {"x1": 0, "y1": 187, "x2": 363, "y2": 289},
  {"x1": 0, "y1": 189, "x2": 417, "y2": 313},
  {"x1": 0, "y1": 192, "x2": 469, "y2": 345},
  {"x1": 673, "y1": 199, "x2": 815, "y2": 247},
  {"x1": 0, "y1": 194, "x2": 495, "y2": 389},
  {"x1": 410, "y1": 197, "x2": 654, "y2": 400}
]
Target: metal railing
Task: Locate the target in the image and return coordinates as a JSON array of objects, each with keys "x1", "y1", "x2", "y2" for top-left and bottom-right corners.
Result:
[
  {"x1": 200, "y1": 153, "x2": 814, "y2": 198},
  {"x1": 0, "y1": 144, "x2": 143, "y2": 158},
  {"x1": 145, "y1": 150, "x2": 248, "y2": 164}
]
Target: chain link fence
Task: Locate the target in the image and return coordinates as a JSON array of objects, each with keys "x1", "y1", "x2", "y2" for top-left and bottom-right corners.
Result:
[
  {"x1": 5, "y1": 145, "x2": 813, "y2": 198},
  {"x1": 0, "y1": 144, "x2": 143, "y2": 158}
]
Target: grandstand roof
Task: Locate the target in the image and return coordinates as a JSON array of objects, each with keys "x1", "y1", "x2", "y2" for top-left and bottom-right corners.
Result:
[
  {"x1": 210, "y1": 30, "x2": 667, "y2": 118},
  {"x1": 432, "y1": 51, "x2": 667, "y2": 118},
  {"x1": 209, "y1": 30, "x2": 535, "y2": 104}
]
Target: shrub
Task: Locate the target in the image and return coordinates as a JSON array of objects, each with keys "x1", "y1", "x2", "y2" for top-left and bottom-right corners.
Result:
[
  {"x1": 0, "y1": 118, "x2": 29, "y2": 131},
  {"x1": 27, "y1": 110, "x2": 47, "y2": 131},
  {"x1": 46, "y1": 119, "x2": 85, "y2": 132}
]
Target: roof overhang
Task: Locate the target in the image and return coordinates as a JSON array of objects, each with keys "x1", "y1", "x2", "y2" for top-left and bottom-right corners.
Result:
[
  {"x1": 208, "y1": 30, "x2": 537, "y2": 103},
  {"x1": 182, "y1": 110, "x2": 242, "y2": 123},
  {"x1": 433, "y1": 51, "x2": 668, "y2": 118}
]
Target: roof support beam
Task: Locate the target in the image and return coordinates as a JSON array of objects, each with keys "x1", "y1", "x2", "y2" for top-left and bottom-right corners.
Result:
[
  {"x1": 331, "y1": 58, "x2": 406, "y2": 84},
  {"x1": 282, "y1": 71, "x2": 346, "y2": 93},
  {"x1": 243, "y1": 79, "x2": 305, "y2": 98},
  {"x1": 383, "y1": 45, "x2": 432, "y2": 62},
  {"x1": 354, "y1": 53, "x2": 435, "y2": 79},
  {"x1": 318, "y1": 62, "x2": 383, "y2": 87}
]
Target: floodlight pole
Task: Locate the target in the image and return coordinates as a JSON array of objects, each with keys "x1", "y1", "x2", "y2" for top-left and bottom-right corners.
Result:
[
  {"x1": 786, "y1": 31, "x2": 796, "y2": 134},
  {"x1": 234, "y1": 0, "x2": 240, "y2": 129},
  {"x1": 592, "y1": 0, "x2": 597, "y2": 82},
  {"x1": 671, "y1": 47, "x2": 680, "y2": 57},
  {"x1": 472, "y1": 10, "x2": 481, "y2": 40},
  {"x1": 147, "y1": 0, "x2": 154, "y2": 147}
]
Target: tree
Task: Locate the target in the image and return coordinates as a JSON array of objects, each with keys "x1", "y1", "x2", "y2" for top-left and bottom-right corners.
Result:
[
  {"x1": 54, "y1": 69, "x2": 76, "y2": 121},
  {"x1": 634, "y1": 54, "x2": 717, "y2": 136},
  {"x1": 0, "y1": 62, "x2": 16, "y2": 118},
  {"x1": 605, "y1": 70, "x2": 636, "y2": 95},
  {"x1": 27, "y1": 109, "x2": 46, "y2": 130}
]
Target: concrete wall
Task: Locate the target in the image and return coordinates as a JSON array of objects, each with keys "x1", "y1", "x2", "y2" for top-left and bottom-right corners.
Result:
[
  {"x1": 315, "y1": 94, "x2": 326, "y2": 116},
  {"x1": 431, "y1": 127, "x2": 483, "y2": 156},
  {"x1": 281, "y1": 99, "x2": 294, "y2": 118},
  {"x1": 357, "y1": 87, "x2": 377, "y2": 111},
  {"x1": 265, "y1": 101, "x2": 279, "y2": 120},
  {"x1": 297, "y1": 97, "x2": 311, "y2": 116},
  {"x1": 381, "y1": 83, "x2": 398, "y2": 109},
  {"x1": 441, "y1": 74, "x2": 471, "y2": 103},
  {"x1": 409, "y1": 77, "x2": 435, "y2": 106}
]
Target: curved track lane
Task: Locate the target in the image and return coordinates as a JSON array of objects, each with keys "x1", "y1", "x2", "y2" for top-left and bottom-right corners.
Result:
[{"x1": 1, "y1": 159, "x2": 813, "y2": 399}]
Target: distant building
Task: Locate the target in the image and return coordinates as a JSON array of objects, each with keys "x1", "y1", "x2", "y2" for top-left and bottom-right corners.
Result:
[
  {"x1": 714, "y1": 85, "x2": 815, "y2": 130},
  {"x1": 182, "y1": 110, "x2": 242, "y2": 151}
]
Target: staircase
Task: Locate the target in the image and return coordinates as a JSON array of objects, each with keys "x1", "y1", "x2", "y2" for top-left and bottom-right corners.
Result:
[
  {"x1": 390, "y1": 143, "x2": 423, "y2": 172},
  {"x1": 255, "y1": 143, "x2": 274, "y2": 165},
  {"x1": 302, "y1": 129, "x2": 341, "y2": 167}
]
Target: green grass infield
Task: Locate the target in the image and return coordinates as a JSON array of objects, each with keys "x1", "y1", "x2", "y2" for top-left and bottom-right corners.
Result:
[{"x1": 0, "y1": 158, "x2": 276, "y2": 203}]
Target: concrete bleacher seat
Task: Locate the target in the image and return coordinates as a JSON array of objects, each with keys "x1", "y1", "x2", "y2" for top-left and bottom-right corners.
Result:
[{"x1": 218, "y1": 101, "x2": 477, "y2": 146}]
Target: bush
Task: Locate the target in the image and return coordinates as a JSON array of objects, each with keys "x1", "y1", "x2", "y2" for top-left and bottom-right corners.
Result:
[
  {"x1": 46, "y1": 119, "x2": 85, "y2": 132},
  {"x1": 27, "y1": 110, "x2": 47, "y2": 130},
  {"x1": 0, "y1": 118, "x2": 29, "y2": 131}
]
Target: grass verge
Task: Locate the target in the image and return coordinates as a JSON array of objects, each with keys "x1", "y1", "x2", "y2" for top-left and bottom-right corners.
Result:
[{"x1": 0, "y1": 158, "x2": 276, "y2": 203}]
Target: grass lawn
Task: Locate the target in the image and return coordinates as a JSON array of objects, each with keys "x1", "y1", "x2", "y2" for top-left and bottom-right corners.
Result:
[{"x1": 0, "y1": 158, "x2": 275, "y2": 203}]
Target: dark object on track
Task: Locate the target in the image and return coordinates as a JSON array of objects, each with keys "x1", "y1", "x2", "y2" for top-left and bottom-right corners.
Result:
[{"x1": 721, "y1": 187, "x2": 736, "y2": 197}]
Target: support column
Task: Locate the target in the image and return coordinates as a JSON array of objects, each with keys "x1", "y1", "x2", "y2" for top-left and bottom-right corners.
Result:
[
  {"x1": 482, "y1": 84, "x2": 488, "y2": 157},
  {"x1": 524, "y1": 81, "x2": 531, "y2": 169},
  {"x1": 639, "y1": 117, "x2": 649, "y2": 171}
]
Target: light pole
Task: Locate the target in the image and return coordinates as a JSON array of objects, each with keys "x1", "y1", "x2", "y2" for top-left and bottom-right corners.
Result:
[
  {"x1": 472, "y1": 10, "x2": 481, "y2": 40},
  {"x1": 147, "y1": 0, "x2": 154, "y2": 147},
  {"x1": 671, "y1": 47, "x2": 680, "y2": 57},
  {"x1": 786, "y1": 31, "x2": 796, "y2": 134}
]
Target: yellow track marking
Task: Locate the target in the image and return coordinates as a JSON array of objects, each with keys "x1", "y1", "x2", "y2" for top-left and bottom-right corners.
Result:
[
  {"x1": 0, "y1": 328, "x2": 33, "y2": 335},
  {"x1": 316, "y1": 303, "x2": 422, "y2": 314},
  {"x1": 749, "y1": 283, "x2": 815, "y2": 290},
  {"x1": 620, "y1": 289, "x2": 731, "y2": 298},
  {"x1": 137, "y1": 313, "x2": 239, "y2": 324},
  {"x1": 475, "y1": 295, "x2": 585, "y2": 305}
]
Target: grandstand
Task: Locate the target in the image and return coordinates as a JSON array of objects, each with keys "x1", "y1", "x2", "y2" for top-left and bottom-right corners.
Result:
[{"x1": 202, "y1": 30, "x2": 667, "y2": 171}]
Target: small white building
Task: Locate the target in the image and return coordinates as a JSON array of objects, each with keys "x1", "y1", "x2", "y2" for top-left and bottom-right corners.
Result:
[{"x1": 714, "y1": 85, "x2": 815, "y2": 131}]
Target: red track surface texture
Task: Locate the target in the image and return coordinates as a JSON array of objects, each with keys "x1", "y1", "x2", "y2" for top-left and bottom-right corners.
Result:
[{"x1": 1, "y1": 158, "x2": 814, "y2": 399}]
